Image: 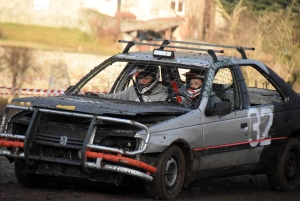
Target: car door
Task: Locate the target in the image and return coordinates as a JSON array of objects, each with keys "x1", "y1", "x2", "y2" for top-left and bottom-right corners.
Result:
[
  {"x1": 238, "y1": 64, "x2": 291, "y2": 164},
  {"x1": 197, "y1": 66, "x2": 252, "y2": 170}
]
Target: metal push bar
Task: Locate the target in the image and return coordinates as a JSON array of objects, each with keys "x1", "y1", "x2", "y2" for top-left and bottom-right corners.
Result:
[
  {"x1": 0, "y1": 105, "x2": 155, "y2": 181},
  {"x1": 1, "y1": 104, "x2": 150, "y2": 156}
]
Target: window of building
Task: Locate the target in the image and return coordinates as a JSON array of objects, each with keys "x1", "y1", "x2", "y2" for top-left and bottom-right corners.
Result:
[
  {"x1": 170, "y1": 1, "x2": 184, "y2": 13},
  {"x1": 171, "y1": 1, "x2": 176, "y2": 9},
  {"x1": 178, "y1": 2, "x2": 183, "y2": 12}
]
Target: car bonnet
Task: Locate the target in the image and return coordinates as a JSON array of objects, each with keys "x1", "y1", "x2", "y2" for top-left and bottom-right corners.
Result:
[{"x1": 10, "y1": 96, "x2": 191, "y2": 116}]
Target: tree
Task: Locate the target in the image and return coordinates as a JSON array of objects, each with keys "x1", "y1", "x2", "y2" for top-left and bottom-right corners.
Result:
[
  {"x1": 257, "y1": 0, "x2": 300, "y2": 88},
  {"x1": 0, "y1": 46, "x2": 37, "y2": 89},
  {"x1": 216, "y1": 0, "x2": 247, "y2": 43},
  {"x1": 50, "y1": 59, "x2": 70, "y2": 90},
  {"x1": 221, "y1": 0, "x2": 300, "y2": 14},
  {"x1": 217, "y1": 0, "x2": 300, "y2": 90}
]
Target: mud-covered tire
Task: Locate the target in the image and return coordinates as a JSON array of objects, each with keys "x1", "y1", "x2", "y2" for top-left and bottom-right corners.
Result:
[
  {"x1": 15, "y1": 159, "x2": 49, "y2": 187},
  {"x1": 267, "y1": 138, "x2": 300, "y2": 191},
  {"x1": 145, "y1": 145, "x2": 185, "y2": 200}
]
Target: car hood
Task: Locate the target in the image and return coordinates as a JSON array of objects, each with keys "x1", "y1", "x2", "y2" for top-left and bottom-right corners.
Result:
[{"x1": 10, "y1": 95, "x2": 191, "y2": 116}]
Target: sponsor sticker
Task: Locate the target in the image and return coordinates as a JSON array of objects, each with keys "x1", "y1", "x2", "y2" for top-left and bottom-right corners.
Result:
[{"x1": 56, "y1": 104, "x2": 76, "y2": 110}]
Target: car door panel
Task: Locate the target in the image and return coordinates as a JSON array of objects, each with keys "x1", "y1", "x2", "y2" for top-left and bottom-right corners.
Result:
[{"x1": 199, "y1": 109, "x2": 251, "y2": 170}]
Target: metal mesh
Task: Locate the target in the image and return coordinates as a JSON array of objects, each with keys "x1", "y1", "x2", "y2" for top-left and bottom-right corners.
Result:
[{"x1": 208, "y1": 67, "x2": 239, "y2": 110}]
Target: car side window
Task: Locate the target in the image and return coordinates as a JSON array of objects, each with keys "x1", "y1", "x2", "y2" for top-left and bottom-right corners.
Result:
[
  {"x1": 210, "y1": 67, "x2": 241, "y2": 110},
  {"x1": 239, "y1": 65, "x2": 283, "y2": 106}
]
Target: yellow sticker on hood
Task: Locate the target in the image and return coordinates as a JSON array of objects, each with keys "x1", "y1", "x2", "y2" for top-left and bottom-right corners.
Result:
[{"x1": 56, "y1": 104, "x2": 76, "y2": 110}]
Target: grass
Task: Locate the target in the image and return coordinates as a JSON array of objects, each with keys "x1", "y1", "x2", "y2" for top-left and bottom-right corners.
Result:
[{"x1": 0, "y1": 23, "x2": 121, "y2": 55}]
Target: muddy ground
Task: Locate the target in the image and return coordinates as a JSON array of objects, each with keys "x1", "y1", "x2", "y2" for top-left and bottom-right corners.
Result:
[{"x1": 0, "y1": 156, "x2": 299, "y2": 201}]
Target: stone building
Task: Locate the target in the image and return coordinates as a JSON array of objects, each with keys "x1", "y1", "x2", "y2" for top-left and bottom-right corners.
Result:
[{"x1": 0, "y1": 0, "x2": 221, "y2": 41}]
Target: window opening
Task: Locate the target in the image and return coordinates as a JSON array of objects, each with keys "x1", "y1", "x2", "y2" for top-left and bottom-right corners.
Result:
[{"x1": 240, "y1": 65, "x2": 283, "y2": 106}]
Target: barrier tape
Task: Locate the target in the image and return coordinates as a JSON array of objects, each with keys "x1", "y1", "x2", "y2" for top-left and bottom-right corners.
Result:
[
  {"x1": 0, "y1": 86, "x2": 64, "y2": 94},
  {"x1": 0, "y1": 75, "x2": 50, "y2": 81},
  {"x1": 0, "y1": 93, "x2": 61, "y2": 96}
]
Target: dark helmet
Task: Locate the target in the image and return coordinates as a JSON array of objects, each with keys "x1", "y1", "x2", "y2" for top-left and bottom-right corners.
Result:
[
  {"x1": 129, "y1": 65, "x2": 160, "y2": 94},
  {"x1": 183, "y1": 70, "x2": 205, "y2": 98}
]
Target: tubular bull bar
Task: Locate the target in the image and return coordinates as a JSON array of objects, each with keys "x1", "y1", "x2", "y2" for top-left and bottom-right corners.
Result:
[{"x1": 0, "y1": 104, "x2": 156, "y2": 182}]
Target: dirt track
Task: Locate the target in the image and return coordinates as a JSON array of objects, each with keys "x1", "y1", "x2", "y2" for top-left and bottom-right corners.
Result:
[{"x1": 1, "y1": 156, "x2": 300, "y2": 201}]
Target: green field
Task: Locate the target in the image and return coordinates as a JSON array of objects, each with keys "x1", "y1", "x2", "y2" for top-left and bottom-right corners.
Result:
[{"x1": 0, "y1": 23, "x2": 121, "y2": 55}]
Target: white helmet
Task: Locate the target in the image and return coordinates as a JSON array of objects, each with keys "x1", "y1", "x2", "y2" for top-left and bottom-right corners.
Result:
[
  {"x1": 183, "y1": 70, "x2": 204, "y2": 98},
  {"x1": 130, "y1": 65, "x2": 160, "y2": 95}
]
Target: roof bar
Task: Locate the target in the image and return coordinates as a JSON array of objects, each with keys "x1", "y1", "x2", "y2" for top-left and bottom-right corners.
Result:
[
  {"x1": 122, "y1": 41, "x2": 135, "y2": 53},
  {"x1": 158, "y1": 39, "x2": 170, "y2": 50},
  {"x1": 151, "y1": 38, "x2": 255, "y2": 50},
  {"x1": 151, "y1": 38, "x2": 255, "y2": 59},
  {"x1": 207, "y1": 50, "x2": 218, "y2": 62},
  {"x1": 118, "y1": 40, "x2": 223, "y2": 54}
]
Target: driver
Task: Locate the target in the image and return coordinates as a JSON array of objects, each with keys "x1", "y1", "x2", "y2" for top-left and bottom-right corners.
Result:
[{"x1": 95, "y1": 65, "x2": 168, "y2": 102}]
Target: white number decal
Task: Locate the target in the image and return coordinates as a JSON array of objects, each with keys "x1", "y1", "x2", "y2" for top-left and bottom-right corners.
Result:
[{"x1": 248, "y1": 107, "x2": 274, "y2": 147}]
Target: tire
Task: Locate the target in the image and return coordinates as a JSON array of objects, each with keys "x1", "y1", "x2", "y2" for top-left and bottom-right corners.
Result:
[
  {"x1": 145, "y1": 145, "x2": 185, "y2": 200},
  {"x1": 15, "y1": 159, "x2": 49, "y2": 188},
  {"x1": 267, "y1": 138, "x2": 300, "y2": 191}
]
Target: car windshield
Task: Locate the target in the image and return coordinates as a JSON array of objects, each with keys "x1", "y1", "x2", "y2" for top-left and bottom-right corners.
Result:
[{"x1": 69, "y1": 58, "x2": 208, "y2": 108}]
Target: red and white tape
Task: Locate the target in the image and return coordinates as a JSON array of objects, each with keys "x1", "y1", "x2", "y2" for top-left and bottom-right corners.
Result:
[
  {"x1": 0, "y1": 93, "x2": 61, "y2": 96},
  {"x1": 0, "y1": 75, "x2": 50, "y2": 81},
  {"x1": 0, "y1": 86, "x2": 65, "y2": 94}
]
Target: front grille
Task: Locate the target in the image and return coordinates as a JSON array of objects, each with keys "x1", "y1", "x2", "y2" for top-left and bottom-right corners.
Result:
[{"x1": 35, "y1": 133, "x2": 84, "y2": 149}]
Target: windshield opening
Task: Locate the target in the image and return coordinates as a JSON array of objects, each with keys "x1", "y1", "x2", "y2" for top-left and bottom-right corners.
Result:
[{"x1": 70, "y1": 59, "x2": 208, "y2": 109}]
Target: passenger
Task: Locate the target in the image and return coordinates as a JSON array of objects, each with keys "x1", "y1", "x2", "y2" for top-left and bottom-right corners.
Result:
[
  {"x1": 179, "y1": 71, "x2": 204, "y2": 107},
  {"x1": 180, "y1": 70, "x2": 221, "y2": 108},
  {"x1": 184, "y1": 71, "x2": 203, "y2": 99},
  {"x1": 94, "y1": 65, "x2": 168, "y2": 102}
]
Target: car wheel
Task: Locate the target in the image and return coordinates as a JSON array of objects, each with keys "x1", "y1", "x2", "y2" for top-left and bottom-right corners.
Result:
[
  {"x1": 267, "y1": 138, "x2": 300, "y2": 191},
  {"x1": 15, "y1": 159, "x2": 49, "y2": 187},
  {"x1": 145, "y1": 145, "x2": 185, "y2": 200}
]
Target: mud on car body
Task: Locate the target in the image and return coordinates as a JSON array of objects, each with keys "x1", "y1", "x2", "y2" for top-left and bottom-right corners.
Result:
[{"x1": 0, "y1": 39, "x2": 300, "y2": 200}]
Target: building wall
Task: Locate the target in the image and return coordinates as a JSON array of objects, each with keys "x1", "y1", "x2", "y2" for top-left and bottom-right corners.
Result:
[
  {"x1": 0, "y1": 0, "x2": 82, "y2": 28},
  {"x1": 0, "y1": 0, "x2": 224, "y2": 40},
  {"x1": 120, "y1": 0, "x2": 186, "y2": 21},
  {"x1": 0, "y1": 0, "x2": 187, "y2": 28},
  {"x1": 86, "y1": 0, "x2": 118, "y2": 17}
]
